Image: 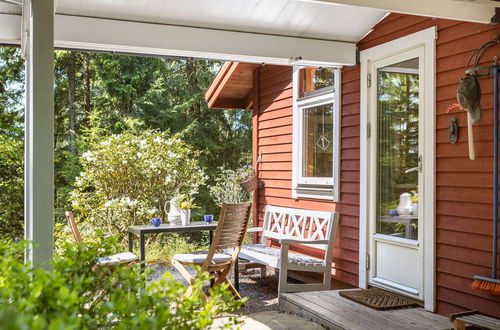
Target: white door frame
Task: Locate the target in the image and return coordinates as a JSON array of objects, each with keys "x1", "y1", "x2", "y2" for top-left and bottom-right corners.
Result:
[{"x1": 359, "y1": 26, "x2": 437, "y2": 311}]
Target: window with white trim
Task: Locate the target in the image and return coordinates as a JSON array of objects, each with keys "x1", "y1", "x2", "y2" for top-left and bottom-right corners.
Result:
[{"x1": 292, "y1": 67, "x2": 340, "y2": 201}]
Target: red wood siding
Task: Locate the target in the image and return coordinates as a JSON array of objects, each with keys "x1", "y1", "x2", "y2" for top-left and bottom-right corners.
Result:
[
  {"x1": 357, "y1": 13, "x2": 500, "y2": 318},
  {"x1": 253, "y1": 12, "x2": 500, "y2": 318},
  {"x1": 254, "y1": 63, "x2": 360, "y2": 286}
]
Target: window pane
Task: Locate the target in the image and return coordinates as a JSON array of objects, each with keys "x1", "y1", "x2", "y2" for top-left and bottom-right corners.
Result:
[
  {"x1": 300, "y1": 67, "x2": 335, "y2": 98},
  {"x1": 376, "y1": 58, "x2": 419, "y2": 240},
  {"x1": 303, "y1": 103, "x2": 334, "y2": 178}
]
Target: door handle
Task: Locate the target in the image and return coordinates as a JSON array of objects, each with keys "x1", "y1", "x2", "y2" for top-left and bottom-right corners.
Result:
[
  {"x1": 405, "y1": 156, "x2": 423, "y2": 174},
  {"x1": 405, "y1": 167, "x2": 418, "y2": 174}
]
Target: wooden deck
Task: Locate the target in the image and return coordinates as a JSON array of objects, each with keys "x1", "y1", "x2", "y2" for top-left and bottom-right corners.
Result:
[{"x1": 280, "y1": 290, "x2": 451, "y2": 330}]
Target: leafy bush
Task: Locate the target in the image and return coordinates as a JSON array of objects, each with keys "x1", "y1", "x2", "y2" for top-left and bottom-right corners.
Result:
[
  {"x1": 210, "y1": 166, "x2": 252, "y2": 206},
  {"x1": 0, "y1": 238, "x2": 243, "y2": 329},
  {"x1": 0, "y1": 135, "x2": 24, "y2": 240},
  {"x1": 69, "y1": 131, "x2": 206, "y2": 241}
]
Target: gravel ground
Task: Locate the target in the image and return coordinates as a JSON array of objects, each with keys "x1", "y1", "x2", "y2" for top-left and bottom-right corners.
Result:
[{"x1": 148, "y1": 264, "x2": 279, "y2": 314}]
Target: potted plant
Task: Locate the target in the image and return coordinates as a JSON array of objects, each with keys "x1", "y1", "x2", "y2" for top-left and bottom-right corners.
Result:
[{"x1": 178, "y1": 195, "x2": 198, "y2": 226}]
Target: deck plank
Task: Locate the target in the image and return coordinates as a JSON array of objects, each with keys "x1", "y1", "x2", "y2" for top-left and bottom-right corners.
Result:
[
  {"x1": 315, "y1": 291, "x2": 430, "y2": 330},
  {"x1": 307, "y1": 291, "x2": 412, "y2": 330},
  {"x1": 283, "y1": 293, "x2": 370, "y2": 329},
  {"x1": 280, "y1": 290, "x2": 451, "y2": 330}
]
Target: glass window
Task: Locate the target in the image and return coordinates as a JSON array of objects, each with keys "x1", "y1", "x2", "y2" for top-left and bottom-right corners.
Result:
[
  {"x1": 375, "y1": 58, "x2": 419, "y2": 240},
  {"x1": 300, "y1": 67, "x2": 335, "y2": 98},
  {"x1": 302, "y1": 103, "x2": 334, "y2": 178},
  {"x1": 293, "y1": 67, "x2": 340, "y2": 200}
]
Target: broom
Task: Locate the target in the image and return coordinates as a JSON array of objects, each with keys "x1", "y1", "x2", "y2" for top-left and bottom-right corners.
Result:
[{"x1": 471, "y1": 58, "x2": 500, "y2": 295}]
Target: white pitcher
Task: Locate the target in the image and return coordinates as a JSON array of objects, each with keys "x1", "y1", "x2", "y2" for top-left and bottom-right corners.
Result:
[
  {"x1": 167, "y1": 197, "x2": 181, "y2": 224},
  {"x1": 397, "y1": 193, "x2": 413, "y2": 216}
]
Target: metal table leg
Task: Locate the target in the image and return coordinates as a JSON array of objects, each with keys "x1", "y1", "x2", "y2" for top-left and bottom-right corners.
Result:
[
  {"x1": 209, "y1": 229, "x2": 215, "y2": 287},
  {"x1": 140, "y1": 232, "x2": 146, "y2": 270},
  {"x1": 128, "y1": 231, "x2": 133, "y2": 253}
]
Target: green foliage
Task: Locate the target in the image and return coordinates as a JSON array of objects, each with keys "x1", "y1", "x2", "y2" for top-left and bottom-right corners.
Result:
[
  {"x1": 210, "y1": 166, "x2": 252, "y2": 206},
  {"x1": 0, "y1": 47, "x2": 24, "y2": 240},
  {"x1": 70, "y1": 131, "x2": 206, "y2": 240},
  {"x1": 0, "y1": 46, "x2": 252, "y2": 243},
  {"x1": 0, "y1": 239, "x2": 242, "y2": 329}
]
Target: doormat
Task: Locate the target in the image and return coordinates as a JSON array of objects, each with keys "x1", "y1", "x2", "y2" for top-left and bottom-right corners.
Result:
[{"x1": 338, "y1": 288, "x2": 421, "y2": 310}]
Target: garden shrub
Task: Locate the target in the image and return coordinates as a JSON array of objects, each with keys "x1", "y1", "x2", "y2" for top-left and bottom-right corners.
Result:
[
  {"x1": 209, "y1": 166, "x2": 252, "y2": 206},
  {"x1": 69, "y1": 131, "x2": 206, "y2": 244},
  {"x1": 0, "y1": 238, "x2": 242, "y2": 329}
]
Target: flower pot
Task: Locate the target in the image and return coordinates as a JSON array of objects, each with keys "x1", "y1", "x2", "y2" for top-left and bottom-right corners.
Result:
[
  {"x1": 180, "y1": 209, "x2": 191, "y2": 226},
  {"x1": 412, "y1": 203, "x2": 418, "y2": 216}
]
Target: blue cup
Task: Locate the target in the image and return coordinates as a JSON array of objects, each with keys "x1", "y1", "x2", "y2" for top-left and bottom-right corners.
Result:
[
  {"x1": 203, "y1": 214, "x2": 213, "y2": 224},
  {"x1": 151, "y1": 217, "x2": 162, "y2": 227}
]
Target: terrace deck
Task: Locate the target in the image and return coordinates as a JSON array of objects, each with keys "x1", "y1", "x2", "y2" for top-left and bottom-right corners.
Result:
[{"x1": 280, "y1": 289, "x2": 451, "y2": 330}]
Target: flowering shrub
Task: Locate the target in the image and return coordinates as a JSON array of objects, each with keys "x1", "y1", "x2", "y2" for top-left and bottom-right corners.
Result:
[
  {"x1": 70, "y1": 131, "x2": 206, "y2": 240},
  {"x1": 0, "y1": 239, "x2": 242, "y2": 329},
  {"x1": 210, "y1": 166, "x2": 252, "y2": 206}
]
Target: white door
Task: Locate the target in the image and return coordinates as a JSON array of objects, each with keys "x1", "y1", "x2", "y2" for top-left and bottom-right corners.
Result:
[{"x1": 367, "y1": 47, "x2": 425, "y2": 300}]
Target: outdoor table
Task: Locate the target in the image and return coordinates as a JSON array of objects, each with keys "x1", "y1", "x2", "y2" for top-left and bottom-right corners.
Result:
[
  {"x1": 128, "y1": 221, "x2": 218, "y2": 268},
  {"x1": 128, "y1": 220, "x2": 240, "y2": 291}
]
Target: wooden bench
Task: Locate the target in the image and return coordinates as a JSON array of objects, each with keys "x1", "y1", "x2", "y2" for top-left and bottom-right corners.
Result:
[
  {"x1": 450, "y1": 311, "x2": 500, "y2": 330},
  {"x1": 237, "y1": 205, "x2": 339, "y2": 294}
]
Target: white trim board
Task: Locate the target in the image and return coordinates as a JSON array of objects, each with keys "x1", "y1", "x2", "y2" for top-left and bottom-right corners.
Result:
[
  {"x1": 301, "y1": 0, "x2": 496, "y2": 24},
  {"x1": 0, "y1": 13, "x2": 356, "y2": 66},
  {"x1": 358, "y1": 26, "x2": 437, "y2": 312},
  {"x1": 291, "y1": 67, "x2": 341, "y2": 201}
]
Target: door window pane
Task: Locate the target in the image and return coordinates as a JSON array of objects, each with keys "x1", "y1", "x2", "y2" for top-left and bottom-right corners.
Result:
[
  {"x1": 302, "y1": 103, "x2": 333, "y2": 178},
  {"x1": 376, "y1": 58, "x2": 419, "y2": 240}
]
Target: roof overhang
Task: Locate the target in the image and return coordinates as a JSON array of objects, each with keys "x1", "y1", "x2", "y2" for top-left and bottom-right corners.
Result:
[{"x1": 205, "y1": 62, "x2": 260, "y2": 109}]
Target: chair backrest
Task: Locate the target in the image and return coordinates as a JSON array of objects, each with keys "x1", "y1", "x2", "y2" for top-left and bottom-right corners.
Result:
[
  {"x1": 211, "y1": 203, "x2": 252, "y2": 251},
  {"x1": 260, "y1": 205, "x2": 338, "y2": 251},
  {"x1": 65, "y1": 211, "x2": 83, "y2": 243}
]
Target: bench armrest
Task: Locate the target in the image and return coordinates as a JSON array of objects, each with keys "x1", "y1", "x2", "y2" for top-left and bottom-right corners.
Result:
[
  {"x1": 247, "y1": 227, "x2": 263, "y2": 233},
  {"x1": 280, "y1": 238, "x2": 330, "y2": 245}
]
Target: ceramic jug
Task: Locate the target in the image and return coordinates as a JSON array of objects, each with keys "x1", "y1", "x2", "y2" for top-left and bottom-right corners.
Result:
[
  {"x1": 397, "y1": 193, "x2": 413, "y2": 216},
  {"x1": 167, "y1": 198, "x2": 181, "y2": 224}
]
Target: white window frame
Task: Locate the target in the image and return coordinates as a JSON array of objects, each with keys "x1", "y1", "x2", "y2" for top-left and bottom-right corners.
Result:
[{"x1": 292, "y1": 66, "x2": 341, "y2": 201}]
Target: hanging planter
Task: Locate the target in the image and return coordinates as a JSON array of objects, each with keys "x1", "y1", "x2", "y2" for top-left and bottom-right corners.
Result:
[{"x1": 240, "y1": 153, "x2": 261, "y2": 193}]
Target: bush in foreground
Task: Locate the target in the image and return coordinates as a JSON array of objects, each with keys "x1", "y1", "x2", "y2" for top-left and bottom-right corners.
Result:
[{"x1": 0, "y1": 238, "x2": 242, "y2": 329}]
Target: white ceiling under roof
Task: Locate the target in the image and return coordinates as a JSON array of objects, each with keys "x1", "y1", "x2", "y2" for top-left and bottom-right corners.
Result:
[
  {"x1": 1, "y1": 0, "x2": 387, "y2": 43},
  {"x1": 53, "y1": 0, "x2": 387, "y2": 42}
]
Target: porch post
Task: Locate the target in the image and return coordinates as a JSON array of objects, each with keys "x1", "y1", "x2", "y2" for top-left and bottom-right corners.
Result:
[{"x1": 24, "y1": 0, "x2": 54, "y2": 267}]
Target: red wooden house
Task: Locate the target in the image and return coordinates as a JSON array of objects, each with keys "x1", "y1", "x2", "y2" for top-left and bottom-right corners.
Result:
[{"x1": 206, "y1": 14, "x2": 500, "y2": 318}]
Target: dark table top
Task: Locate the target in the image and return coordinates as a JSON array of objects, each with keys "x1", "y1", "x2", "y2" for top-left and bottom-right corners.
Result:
[{"x1": 128, "y1": 221, "x2": 218, "y2": 235}]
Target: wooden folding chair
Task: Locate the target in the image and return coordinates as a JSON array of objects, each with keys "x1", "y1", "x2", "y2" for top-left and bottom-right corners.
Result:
[
  {"x1": 172, "y1": 202, "x2": 252, "y2": 301},
  {"x1": 65, "y1": 211, "x2": 139, "y2": 266}
]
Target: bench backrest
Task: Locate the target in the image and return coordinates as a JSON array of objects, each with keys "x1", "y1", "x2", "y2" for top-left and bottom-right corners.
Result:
[{"x1": 260, "y1": 205, "x2": 339, "y2": 251}]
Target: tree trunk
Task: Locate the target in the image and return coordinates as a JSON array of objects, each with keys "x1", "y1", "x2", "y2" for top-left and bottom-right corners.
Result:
[
  {"x1": 82, "y1": 52, "x2": 91, "y2": 126},
  {"x1": 68, "y1": 52, "x2": 77, "y2": 154}
]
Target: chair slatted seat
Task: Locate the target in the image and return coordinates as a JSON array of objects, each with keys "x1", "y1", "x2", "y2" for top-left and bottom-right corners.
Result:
[{"x1": 172, "y1": 202, "x2": 252, "y2": 301}]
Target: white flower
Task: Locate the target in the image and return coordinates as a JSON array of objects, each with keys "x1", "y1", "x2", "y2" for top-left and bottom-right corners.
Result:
[
  {"x1": 137, "y1": 152, "x2": 143, "y2": 158},
  {"x1": 101, "y1": 141, "x2": 110, "y2": 147},
  {"x1": 122, "y1": 160, "x2": 128, "y2": 164},
  {"x1": 154, "y1": 136, "x2": 162, "y2": 143}
]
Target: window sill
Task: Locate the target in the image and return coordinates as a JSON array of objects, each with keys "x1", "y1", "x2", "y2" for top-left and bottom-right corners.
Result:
[{"x1": 293, "y1": 187, "x2": 337, "y2": 201}]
